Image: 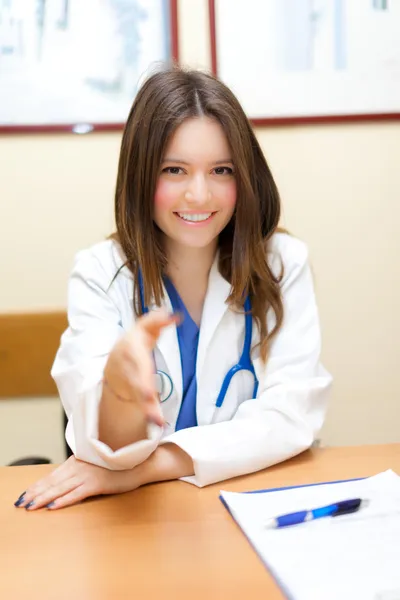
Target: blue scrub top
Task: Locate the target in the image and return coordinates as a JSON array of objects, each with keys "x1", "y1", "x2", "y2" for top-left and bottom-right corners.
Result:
[{"x1": 164, "y1": 278, "x2": 199, "y2": 431}]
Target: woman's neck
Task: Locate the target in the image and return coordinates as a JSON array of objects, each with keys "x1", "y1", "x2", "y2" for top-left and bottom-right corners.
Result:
[
  {"x1": 164, "y1": 238, "x2": 218, "y2": 325},
  {"x1": 165, "y1": 239, "x2": 217, "y2": 283}
]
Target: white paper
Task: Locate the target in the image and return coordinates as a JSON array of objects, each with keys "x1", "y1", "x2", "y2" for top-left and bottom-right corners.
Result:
[{"x1": 220, "y1": 470, "x2": 400, "y2": 600}]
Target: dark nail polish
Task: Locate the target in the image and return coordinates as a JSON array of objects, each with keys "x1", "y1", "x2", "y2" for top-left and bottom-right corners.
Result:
[
  {"x1": 14, "y1": 493, "x2": 26, "y2": 507},
  {"x1": 25, "y1": 501, "x2": 35, "y2": 510},
  {"x1": 46, "y1": 502, "x2": 55, "y2": 509}
]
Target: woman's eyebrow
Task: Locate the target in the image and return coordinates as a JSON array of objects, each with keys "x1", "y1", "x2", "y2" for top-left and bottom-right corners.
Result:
[
  {"x1": 162, "y1": 158, "x2": 190, "y2": 164},
  {"x1": 162, "y1": 158, "x2": 234, "y2": 164}
]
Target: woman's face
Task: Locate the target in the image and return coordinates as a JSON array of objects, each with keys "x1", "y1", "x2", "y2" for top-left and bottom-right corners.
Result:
[{"x1": 153, "y1": 117, "x2": 237, "y2": 253}]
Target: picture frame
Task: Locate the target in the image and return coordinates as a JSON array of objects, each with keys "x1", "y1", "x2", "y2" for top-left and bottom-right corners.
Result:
[
  {"x1": 209, "y1": 0, "x2": 400, "y2": 125},
  {"x1": 0, "y1": 0, "x2": 179, "y2": 134}
]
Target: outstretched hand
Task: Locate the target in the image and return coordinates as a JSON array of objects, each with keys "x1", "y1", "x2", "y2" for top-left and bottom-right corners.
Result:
[{"x1": 103, "y1": 309, "x2": 180, "y2": 427}]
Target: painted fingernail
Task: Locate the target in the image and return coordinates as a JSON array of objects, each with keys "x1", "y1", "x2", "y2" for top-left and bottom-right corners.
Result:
[
  {"x1": 46, "y1": 502, "x2": 55, "y2": 509},
  {"x1": 25, "y1": 501, "x2": 35, "y2": 510},
  {"x1": 14, "y1": 492, "x2": 26, "y2": 507}
]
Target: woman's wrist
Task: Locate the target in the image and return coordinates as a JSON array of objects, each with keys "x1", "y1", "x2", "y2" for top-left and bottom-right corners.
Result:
[{"x1": 99, "y1": 382, "x2": 148, "y2": 449}]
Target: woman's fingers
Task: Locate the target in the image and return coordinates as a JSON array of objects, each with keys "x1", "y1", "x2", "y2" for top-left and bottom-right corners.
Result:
[
  {"x1": 105, "y1": 311, "x2": 177, "y2": 399},
  {"x1": 129, "y1": 332, "x2": 158, "y2": 395},
  {"x1": 15, "y1": 456, "x2": 77, "y2": 508},
  {"x1": 24, "y1": 477, "x2": 80, "y2": 511},
  {"x1": 137, "y1": 310, "x2": 181, "y2": 348},
  {"x1": 125, "y1": 311, "x2": 180, "y2": 423},
  {"x1": 14, "y1": 457, "x2": 103, "y2": 511},
  {"x1": 103, "y1": 309, "x2": 181, "y2": 426},
  {"x1": 142, "y1": 391, "x2": 165, "y2": 426},
  {"x1": 46, "y1": 484, "x2": 89, "y2": 510},
  {"x1": 128, "y1": 310, "x2": 179, "y2": 388}
]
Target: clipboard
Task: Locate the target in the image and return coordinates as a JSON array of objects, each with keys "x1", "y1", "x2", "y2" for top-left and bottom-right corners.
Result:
[{"x1": 219, "y1": 476, "x2": 366, "y2": 600}]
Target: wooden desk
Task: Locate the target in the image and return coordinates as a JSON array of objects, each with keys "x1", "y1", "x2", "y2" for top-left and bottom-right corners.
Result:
[{"x1": 1, "y1": 444, "x2": 400, "y2": 600}]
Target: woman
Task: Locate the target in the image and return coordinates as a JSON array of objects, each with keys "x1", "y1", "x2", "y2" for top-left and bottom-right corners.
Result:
[{"x1": 15, "y1": 67, "x2": 331, "y2": 511}]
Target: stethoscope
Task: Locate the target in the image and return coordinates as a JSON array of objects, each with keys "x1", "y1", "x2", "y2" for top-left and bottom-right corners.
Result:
[{"x1": 138, "y1": 270, "x2": 259, "y2": 409}]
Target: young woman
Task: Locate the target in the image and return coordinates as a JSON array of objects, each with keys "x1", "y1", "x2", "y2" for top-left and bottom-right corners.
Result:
[{"x1": 15, "y1": 67, "x2": 331, "y2": 511}]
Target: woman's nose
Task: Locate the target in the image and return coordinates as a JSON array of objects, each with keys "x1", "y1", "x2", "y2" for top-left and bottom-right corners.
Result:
[{"x1": 185, "y1": 174, "x2": 211, "y2": 204}]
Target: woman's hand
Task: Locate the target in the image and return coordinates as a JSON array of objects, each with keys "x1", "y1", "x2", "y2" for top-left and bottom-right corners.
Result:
[
  {"x1": 13, "y1": 456, "x2": 141, "y2": 511},
  {"x1": 102, "y1": 310, "x2": 179, "y2": 427},
  {"x1": 99, "y1": 310, "x2": 180, "y2": 450},
  {"x1": 14, "y1": 444, "x2": 194, "y2": 511}
]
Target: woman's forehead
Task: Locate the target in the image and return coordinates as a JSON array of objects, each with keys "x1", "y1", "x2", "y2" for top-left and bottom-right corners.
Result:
[{"x1": 163, "y1": 117, "x2": 232, "y2": 162}]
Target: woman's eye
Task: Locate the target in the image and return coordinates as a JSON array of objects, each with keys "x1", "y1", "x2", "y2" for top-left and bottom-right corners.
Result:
[
  {"x1": 213, "y1": 166, "x2": 234, "y2": 175},
  {"x1": 163, "y1": 167, "x2": 183, "y2": 175}
]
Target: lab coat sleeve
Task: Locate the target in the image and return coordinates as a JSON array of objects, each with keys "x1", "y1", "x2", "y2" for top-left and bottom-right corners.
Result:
[
  {"x1": 161, "y1": 240, "x2": 332, "y2": 487},
  {"x1": 51, "y1": 248, "x2": 162, "y2": 469}
]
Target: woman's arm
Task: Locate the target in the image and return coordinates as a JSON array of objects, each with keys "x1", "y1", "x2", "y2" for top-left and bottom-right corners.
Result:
[
  {"x1": 53, "y1": 245, "x2": 173, "y2": 470},
  {"x1": 135, "y1": 443, "x2": 195, "y2": 485},
  {"x1": 15, "y1": 444, "x2": 194, "y2": 511}
]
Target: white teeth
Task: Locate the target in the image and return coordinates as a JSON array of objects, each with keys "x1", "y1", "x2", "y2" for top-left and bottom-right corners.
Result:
[{"x1": 177, "y1": 212, "x2": 212, "y2": 222}]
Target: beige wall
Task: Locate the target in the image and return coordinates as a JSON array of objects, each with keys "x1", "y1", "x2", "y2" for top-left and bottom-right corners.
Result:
[
  {"x1": 260, "y1": 123, "x2": 400, "y2": 446},
  {"x1": 1, "y1": 0, "x2": 399, "y2": 464}
]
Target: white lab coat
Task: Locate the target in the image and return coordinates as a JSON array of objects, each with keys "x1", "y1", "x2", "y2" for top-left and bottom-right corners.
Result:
[{"x1": 52, "y1": 233, "x2": 332, "y2": 487}]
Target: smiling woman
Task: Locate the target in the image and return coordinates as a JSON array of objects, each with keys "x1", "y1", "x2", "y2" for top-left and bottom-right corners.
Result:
[{"x1": 15, "y1": 66, "x2": 331, "y2": 511}]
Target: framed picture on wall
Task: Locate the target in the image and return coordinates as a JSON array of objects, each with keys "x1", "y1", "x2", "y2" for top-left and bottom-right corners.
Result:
[
  {"x1": 209, "y1": 0, "x2": 400, "y2": 124},
  {"x1": 0, "y1": 0, "x2": 178, "y2": 133}
]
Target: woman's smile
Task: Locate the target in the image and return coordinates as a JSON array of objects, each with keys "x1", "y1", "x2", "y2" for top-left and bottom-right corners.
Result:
[{"x1": 174, "y1": 211, "x2": 218, "y2": 225}]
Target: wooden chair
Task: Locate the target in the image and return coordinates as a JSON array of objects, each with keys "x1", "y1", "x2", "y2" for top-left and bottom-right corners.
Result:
[{"x1": 0, "y1": 311, "x2": 72, "y2": 464}]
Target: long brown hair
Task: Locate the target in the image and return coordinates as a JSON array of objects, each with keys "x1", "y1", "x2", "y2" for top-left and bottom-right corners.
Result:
[{"x1": 114, "y1": 66, "x2": 284, "y2": 361}]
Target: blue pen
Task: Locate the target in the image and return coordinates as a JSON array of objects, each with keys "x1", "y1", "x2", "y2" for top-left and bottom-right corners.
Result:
[{"x1": 265, "y1": 498, "x2": 367, "y2": 529}]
